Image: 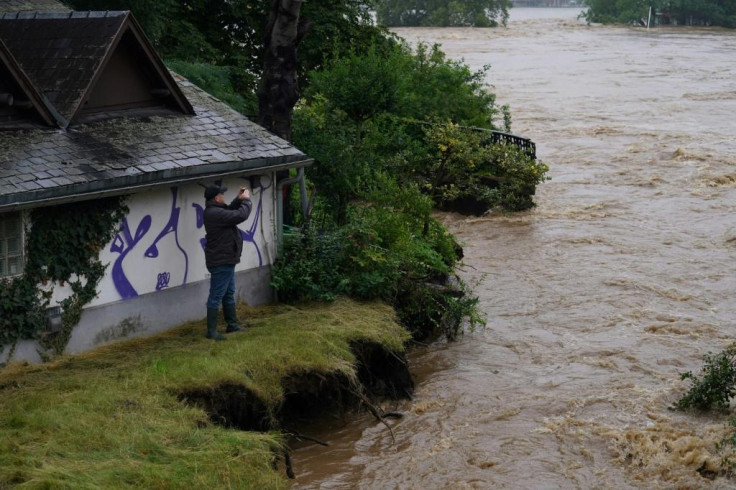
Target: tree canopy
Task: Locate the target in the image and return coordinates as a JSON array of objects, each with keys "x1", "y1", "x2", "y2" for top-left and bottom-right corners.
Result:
[
  {"x1": 582, "y1": 0, "x2": 736, "y2": 27},
  {"x1": 376, "y1": 0, "x2": 511, "y2": 27},
  {"x1": 64, "y1": 0, "x2": 389, "y2": 115}
]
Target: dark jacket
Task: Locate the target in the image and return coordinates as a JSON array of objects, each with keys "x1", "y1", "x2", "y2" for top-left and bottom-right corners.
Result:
[{"x1": 203, "y1": 197, "x2": 253, "y2": 268}]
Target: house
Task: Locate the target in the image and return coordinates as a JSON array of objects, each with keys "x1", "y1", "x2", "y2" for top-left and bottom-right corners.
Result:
[{"x1": 0, "y1": 3, "x2": 312, "y2": 363}]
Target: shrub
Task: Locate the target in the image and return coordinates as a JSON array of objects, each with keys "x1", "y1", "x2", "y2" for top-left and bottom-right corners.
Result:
[
  {"x1": 270, "y1": 225, "x2": 348, "y2": 302},
  {"x1": 413, "y1": 123, "x2": 549, "y2": 214},
  {"x1": 673, "y1": 345, "x2": 736, "y2": 412},
  {"x1": 165, "y1": 60, "x2": 257, "y2": 116},
  {"x1": 270, "y1": 180, "x2": 480, "y2": 340}
]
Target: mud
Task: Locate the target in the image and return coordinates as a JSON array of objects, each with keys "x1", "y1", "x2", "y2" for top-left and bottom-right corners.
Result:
[{"x1": 177, "y1": 341, "x2": 413, "y2": 477}]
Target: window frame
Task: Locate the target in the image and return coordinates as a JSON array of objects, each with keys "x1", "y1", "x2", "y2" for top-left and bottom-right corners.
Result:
[{"x1": 0, "y1": 210, "x2": 25, "y2": 279}]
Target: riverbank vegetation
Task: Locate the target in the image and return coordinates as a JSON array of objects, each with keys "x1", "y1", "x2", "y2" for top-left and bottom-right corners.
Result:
[
  {"x1": 0, "y1": 300, "x2": 411, "y2": 488},
  {"x1": 278, "y1": 40, "x2": 546, "y2": 339},
  {"x1": 376, "y1": 0, "x2": 512, "y2": 27},
  {"x1": 582, "y1": 0, "x2": 736, "y2": 27}
]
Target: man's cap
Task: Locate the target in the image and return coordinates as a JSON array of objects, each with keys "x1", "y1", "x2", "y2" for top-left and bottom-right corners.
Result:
[{"x1": 204, "y1": 185, "x2": 227, "y2": 200}]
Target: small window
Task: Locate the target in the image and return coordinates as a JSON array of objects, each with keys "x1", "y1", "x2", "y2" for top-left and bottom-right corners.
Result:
[{"x1": 0, "y1": 212, "x2": 23, "y2": 278}]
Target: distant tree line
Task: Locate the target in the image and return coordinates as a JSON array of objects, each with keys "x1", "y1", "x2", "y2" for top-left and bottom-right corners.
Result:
[
  {"x1": 376, "y1": 0, "x2": 512, "y2": 27},
  {"x1": 582, "y1": 0, "x2": 736, "y2": 27}
]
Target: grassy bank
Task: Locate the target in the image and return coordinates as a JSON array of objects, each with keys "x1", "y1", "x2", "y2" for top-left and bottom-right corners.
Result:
[{"x1": 0, "y1": 298, "x2": 410, "y2": 489}]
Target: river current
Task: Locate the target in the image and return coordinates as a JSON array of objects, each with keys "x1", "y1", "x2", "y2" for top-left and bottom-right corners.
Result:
[{"x1": 292, "y1": 8, "x2": 736, "y2": 489}]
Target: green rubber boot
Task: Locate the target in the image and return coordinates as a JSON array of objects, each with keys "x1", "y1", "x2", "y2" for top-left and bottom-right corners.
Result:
[
  {"x1": 223, "y1": 303, "x2": 241, "y2": 333},
  {"x1": 206, "y1": 308, "x2": 226, "y2": 341}
]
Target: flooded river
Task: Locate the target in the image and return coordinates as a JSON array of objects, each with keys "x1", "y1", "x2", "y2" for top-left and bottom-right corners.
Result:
[{"x1": 292, "y1": 8, "x2": 736, "y2": 489}]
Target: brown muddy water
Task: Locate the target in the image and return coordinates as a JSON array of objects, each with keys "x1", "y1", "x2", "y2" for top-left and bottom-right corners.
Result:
[{"x1": 291, "y1": 8, "x2": 736, "y2": 489}]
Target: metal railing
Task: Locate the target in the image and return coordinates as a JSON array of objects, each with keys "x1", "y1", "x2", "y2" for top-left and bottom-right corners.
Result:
[
  {"x1": 484, "y1": 130, "x2": 537, "y2": 159},
  {"x1": 403, "y1": 119, "x2": 537, "y2": 159}
]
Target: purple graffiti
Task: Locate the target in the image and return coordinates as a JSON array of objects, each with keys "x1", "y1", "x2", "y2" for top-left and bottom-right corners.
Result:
[
  {"x1": 145, "y1": 187, "x2": 188, "y2": 284},
  {"x1": 239, "y1": 189, "x2": 264, "y2": 266},
  {"x1": 110, "y1": 187, "x2": 189, "y2": 299},
  {"x1": 110, "y1": 215, "x2": 152, "y2": 299},
  {"x1": 192, "y1": 202, "x2": 207, "y2": 250},
  {"x1": 156, "y1": 272, "x2": 171, "y2": 290}
]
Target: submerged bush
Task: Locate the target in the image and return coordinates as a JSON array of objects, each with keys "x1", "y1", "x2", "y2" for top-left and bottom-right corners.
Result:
[{"x1": 673, "y1": 345, "x2": 736, "y2": 412}]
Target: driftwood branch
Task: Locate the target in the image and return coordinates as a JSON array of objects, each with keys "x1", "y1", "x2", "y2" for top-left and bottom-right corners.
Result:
[
  {"x1": 350, "y1": 389, "x2": 396, "y2": 444},
  {"x1": 284, "y1": 447, "x2": 295, "y2": 479},
  {"x1": 285, "y1": 430, "x2": 329, "y2": 447}
]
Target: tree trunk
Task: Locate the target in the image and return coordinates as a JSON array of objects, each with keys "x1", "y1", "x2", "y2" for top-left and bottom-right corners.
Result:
[{"x1": 258, "y1": 0, "x2": 310, "y2": 142}]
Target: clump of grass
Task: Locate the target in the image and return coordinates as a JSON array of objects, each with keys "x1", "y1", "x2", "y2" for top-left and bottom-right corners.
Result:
[{"x1": 0, "y1": 298, "x2": 409, "y2": 489}]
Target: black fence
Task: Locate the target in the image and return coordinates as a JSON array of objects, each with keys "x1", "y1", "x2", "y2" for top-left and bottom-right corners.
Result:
[
  {"x1": 403, "y1": 120, "x2": 537, "y2": 160},
  {"x1": 484, "y1": 130, "x2": 537, "y2": 159}
]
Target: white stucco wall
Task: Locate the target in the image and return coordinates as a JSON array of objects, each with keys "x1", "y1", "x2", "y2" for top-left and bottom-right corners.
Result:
[
  {"x1": 1, "y1": 173, "x2": 280, "y2": 363},
  {"x1": 48, "y1": 174, "x2": 277, "y2": 308}
]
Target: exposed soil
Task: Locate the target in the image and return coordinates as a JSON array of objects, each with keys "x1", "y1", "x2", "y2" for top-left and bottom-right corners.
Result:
[{"x1": 177, "y1": 340, "x2": 414, "y2": 478}]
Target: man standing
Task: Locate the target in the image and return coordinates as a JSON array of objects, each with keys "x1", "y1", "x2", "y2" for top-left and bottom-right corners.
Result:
[{"x1": 203, "y1": 184, "x2": 252, "y2": 340}]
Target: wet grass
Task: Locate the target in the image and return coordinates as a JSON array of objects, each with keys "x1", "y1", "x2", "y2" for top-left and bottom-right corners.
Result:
[{"x1": 0, "y1": 298, "x2": 410, "y2": 489}]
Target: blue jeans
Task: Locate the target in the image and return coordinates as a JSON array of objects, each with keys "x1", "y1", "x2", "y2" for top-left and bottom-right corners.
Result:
[{"x1": 207, "y1": 265, "x2": 236, "y2": 309}]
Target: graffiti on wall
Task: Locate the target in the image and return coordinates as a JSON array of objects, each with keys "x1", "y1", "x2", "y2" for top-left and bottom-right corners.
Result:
[{"x1": 109, "y1": 184, "x2": 265, "y2": 300}]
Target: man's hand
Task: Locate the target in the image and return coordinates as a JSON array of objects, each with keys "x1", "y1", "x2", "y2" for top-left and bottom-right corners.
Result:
[{"x1": 238, "y1": 187, "x2": 250, "y2": 200}]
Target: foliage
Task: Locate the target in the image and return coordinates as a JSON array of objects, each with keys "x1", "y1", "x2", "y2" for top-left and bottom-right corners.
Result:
[
  {"x1": 0, "y1": 276, "x2": 46, "y2": 347},
  {"x1": 271, "y1": 178, "x2": 483, "y2": 339},
  {"x1": 401, "y1": 43, "x2": 503, "y2": 128},
  {"x1": 306, "y1": 42, "x2": 501, "y2": 129},
  {"x1": 0, "y1": 197, "x2": 127, "y2": 357},
  {"x1": 376, "y1": 0, "x2": 512, "y2": 27},
  {"x1": 0, "y1": 298, "x2": 408, "y2": 488},
  {"x1": 295, "y1": 41, "x2": 517, "y2": 221},
  {"x1": 673, "y1": 345, "x2": 736, "y2": 411},
  {"x1": 64, "y1": 0, "x2": 390, "y2": 95},
  {"x1": 273, "y1": 182, "x2": 450, "y2": 302},
  {"x1": 166, "y1": 60, "x2": 257, "y2": 115},
  {"x1": 416, "y1": 123, "x2": 549, "y2": 213},
  {"x1": 582, "y1": 0, "x2": 736, "y2": 27},
  {"x1": 308, "y1": 45, "x2": 408, "y2": 128}
]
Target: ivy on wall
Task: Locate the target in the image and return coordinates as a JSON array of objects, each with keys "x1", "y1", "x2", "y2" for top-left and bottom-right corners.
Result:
[{"x1": 0, "y1": 196, "x2": 128, "y2": 360}]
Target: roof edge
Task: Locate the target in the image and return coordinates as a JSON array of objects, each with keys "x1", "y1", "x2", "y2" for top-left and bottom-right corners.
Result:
[
  {"x1": 125, "y1": 14, "x2": 195, "y2": 115},
  {"x1": 0, "y1": 157, "x2": 313, "y2": 212},
  {"x1": 0, "y1": 37, "x2": 66, "y2": 127}
]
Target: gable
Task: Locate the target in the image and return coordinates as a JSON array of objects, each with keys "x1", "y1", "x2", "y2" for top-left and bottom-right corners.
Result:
[
  {"x1": 0, "y1": 11, "x2": 193, "y2": 127},
  {"x1": 0, "y1": 38, "x2": 57, "y2": 127},
  {"x1": 80, "y1": 26, "x2": 191, "y2": 117}
]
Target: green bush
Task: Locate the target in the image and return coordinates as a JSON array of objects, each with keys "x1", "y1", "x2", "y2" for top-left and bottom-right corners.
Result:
[
  {"x1": 270, "y1": 225, "x2": 348, "y2": 302},
  {"x1": 295, "y1": 42, "x2": 530, "y2": 221},
  {"x1": 165, "y1": 60, "x2": 257, "y2": 116},
  {"x1": 270, "y1": 180, "x2": 482, "y2": 339},
  {"x1": 411, "y1": 123, "x2": 549, "y2": 214},
  {"x1": 673, "y1": 345, "x2": 736, "y2": 412}
]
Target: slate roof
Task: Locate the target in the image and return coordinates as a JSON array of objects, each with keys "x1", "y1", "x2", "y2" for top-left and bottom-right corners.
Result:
[
  {"x1": 0, "y1": 0, "x2": 68, "y2": 13},
  {"x1": 0, "y1": 36, "x2": 60, "y2": 126},
  {"x1": 0, "y1": 11, "x2": 193, "y2": 126},
  {"x1": 0, "y1": 75, "x2": 311, "y2": 210}
]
